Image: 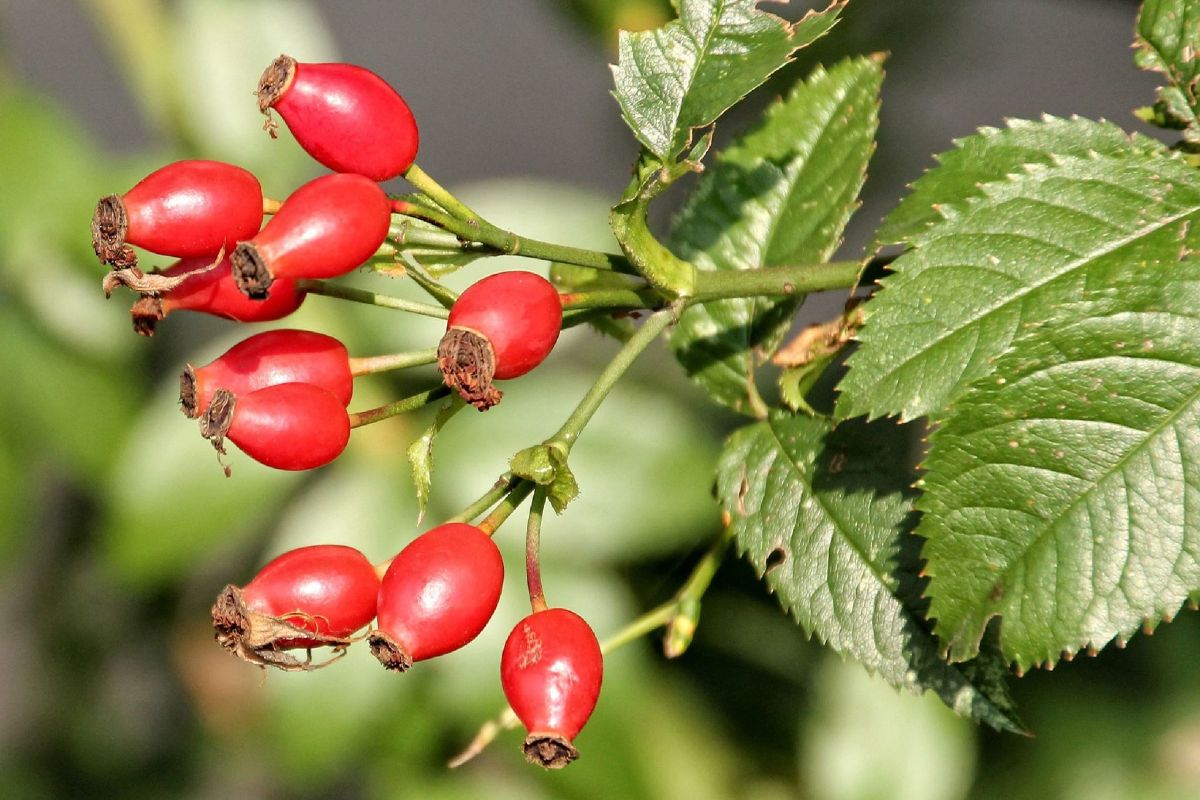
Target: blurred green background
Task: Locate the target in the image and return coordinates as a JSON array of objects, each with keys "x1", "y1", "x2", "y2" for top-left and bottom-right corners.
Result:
[{"x1": 1, "y1": 1, "x2": 1199, "y2": 798}]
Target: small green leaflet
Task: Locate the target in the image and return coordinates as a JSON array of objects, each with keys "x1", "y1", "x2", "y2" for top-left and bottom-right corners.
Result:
[
  {"x1": 669, "y1": 55, "x2": 882, "y2": 416},
  {"x1": 918, "y1": 268, "x2": 1200, "y2": 671},
  {"x1": 837, "y1": 146, "x2": 1200, "y2": 422},
  {"x1": 509, "y1": 443, "x2": 580, "y2": 513},
  {"x1": 407, "y1": 397, "x2": 466, "y2": 523},
  {"x1": 1135, "y1": 0, "x2": 1200, "y2": 140},
  {"x1": 611, "y1": 0, "x2": 846, "y2": 163},
  {"x1": 875, "y1": 116, "x2": 1164, "y2": 247},
  {"x1": 716, "y1": 411, "x2": 1025, "y2": 732}
]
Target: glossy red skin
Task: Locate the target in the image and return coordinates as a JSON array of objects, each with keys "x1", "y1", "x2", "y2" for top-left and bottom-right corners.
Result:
[
  {"x1": 192, "y1": 329, "x2": 352, "y2": 414},
  {"x1": 251, "y1": 173, "x2": 391, "y2": 281},
  {"x1": 225, "y1": 383, "x2": 350, "y2": 470},
  {"x1": 447, "y1": 272, "x2": 563, "y2": 379},
  {"x1": 274, "y1": 61, "x2": 419, "y2": 181},
  {"x1": 242, "y1": 544, "x2": 379, "y2": 648},
  {"x1": 159, "y1": 256, "x2": 306, "y2": 322},
  {"x1": 122, "y1": 160, "x2": 263, "y2": 256},
  {"x1": 375, "y1": 523, "x2": 504, "y2": 662},
  {"x1": 501, "y1": 608, "x2": 603, "y2": 741}
]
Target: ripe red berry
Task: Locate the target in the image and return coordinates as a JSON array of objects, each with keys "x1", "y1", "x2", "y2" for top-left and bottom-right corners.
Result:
[
  {"x1": 200, "y1": 382, "x2": 350, "y2": 472},
  {"x1": 212, "y1": 544, "x2": 380, "y2": 670},
  {"x1": 231, "y1": 173, "x2": 391, "y2": 299},
  {"x1": 181, "y1": 329, "x2": 353, "y2": 419},
  {"x1": 501, "y1": 608, "x2": 603, "y2": 769},
  {"x1": 369, "y1": 522, "x2": 504, "y2": 672},
  {"x1": 92, "y1": 160, "x2": 264, "y2": 268},
  {"x1": 129, "y1": 255, "x2": 306, "y2": 336},
  {"x1": 438, "y1": 271, "x2": 563, "y2": 410},
  {"x1": 257, "y1": 54, "x2": 419, "y2": 181}
]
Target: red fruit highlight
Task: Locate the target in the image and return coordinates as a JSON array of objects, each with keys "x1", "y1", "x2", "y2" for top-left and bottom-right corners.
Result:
[
  {"x1": 257, "y1": 55, "x2": 419, "y2": 181},
  {"x1": 200, "y1": 382, "x2": 350, "y2": 472},
  {"x1": 128, "y1": 255, "x2": 305, "y2": 336},
  {"x1": 501, "y1": 608, "x2": 603, "y2": 769},
  {"x1": 231, "y1": 173, "x2": 391, "y2": 298},
  {"x1": 181, "y1": 329, "x2": 352, "y2": 419},
  {"x1": 369, "y1": 523, "x2": 504, "y2": 672},
  {"x1": 212, "y1": 544, "x2": 380, "y2": 671},
  {"x1": 92, "y1": 160, "x2": 263, "y2": 268},
  {"x1": 438, "y1": 271, "x2": 563, "y2": 410}
]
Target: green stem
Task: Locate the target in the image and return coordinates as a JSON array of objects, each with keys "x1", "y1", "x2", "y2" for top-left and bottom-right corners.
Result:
[
  {"x1": 348, "y1": 386, "x2": 450, "y2": 428},
  {"x1": 693, "y1": 261, "x2": 862, "y2": 299},
  {"x1": 447, "y1": 472, "x2": 517, "y2": 524},
  {"x1": 389, "y1": 220, "x2": 467, "y2": 252},
  {"x1": 347, "y1": 348, "x2": 438, "y2": 376},
  {"x1": 478, "y1": 480, "x2": 534, "y2": 536},
  {"x1": 549, "y1": 305, "x2": 678, "y2": 451},
  {"x1": 403, "y1": 163, "x2": 481, "y2": 221},
  {"x1": 296, "y1": 279, "x2": 450, "y2": 319},
  {"x1": 559, "y1": 286, "x2": 661, "y2": 311},
  {"x1": 525, "y1": 487, "x2": 549, "y2": 613},
  {"x1": 395, "y1": 258, "x2": 459, "y2": 308}
]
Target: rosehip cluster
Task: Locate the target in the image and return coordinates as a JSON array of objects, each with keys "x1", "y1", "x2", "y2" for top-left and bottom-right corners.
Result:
[{"x1": 94, "y1": 54, "x2": 593, "y2": 767}]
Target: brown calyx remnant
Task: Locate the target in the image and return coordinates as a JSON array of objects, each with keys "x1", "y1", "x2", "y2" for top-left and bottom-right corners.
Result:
[
  {"x1": 366, "y1": 630, "x2": 414, "y2": 672},
  {"x1": 130, "y1": 296, "x2": 165, "y2": 336},
  {"x1": 92, "y1": 195, "x2": 138, "y2": 269},
  {"x1": 211, "y1": 584, "x2": 350, "y2": 672},
  {"x1": 437, "y1": 327, "x2": 502, "y2": 411},
  {"x1": 523, "y1": 733, "x2": 579, "y2": 770},
  {"x1": 255, "y1": 54, "x2": 297, "y2": 138},
  {"x1": 199, "y1": 388, "x2": 237, "y2": 477},
  {"x1": 231, "y1": 242, "x2": 273, "y2": 299},
  {"x1": 179, "y1": 365, "x2": 199, "y2": 418}
]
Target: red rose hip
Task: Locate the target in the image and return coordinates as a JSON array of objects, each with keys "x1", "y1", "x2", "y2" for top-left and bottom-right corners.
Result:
[
  {"x1": 257, "y1": 54, "x2": 419, "y2": 181},
  {"x1": 231, "y1": 173, "x2": 391, "y2": 298},
  {"x1": 212, "y1": 544, "x2": 380, "y2": 670},
  {"x1": 200, "y1": 382, "x2": 350, "y2": 472},
  {"x1": 181, "y1": 329, "x2": 353, "y2": 419},
  {"x1": 92, "y1": 160, "x2": 264, "y2": 268},
  {"x1": 128, "y1": 255, "x2": 306, "y2": 336},
  {"x1": 369, "y1": 523, "x2": 504, "y2": 672},
  {"x1": 438, "y1": 271, "x2": 563, "y2": 410},
  {"x1": 501, "y1": 608, "x2": 603, "y2": 769}
]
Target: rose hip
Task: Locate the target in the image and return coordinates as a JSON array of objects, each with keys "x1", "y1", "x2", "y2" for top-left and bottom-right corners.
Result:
[
  {"x1": 501, "y1": 608, "x2": 603, "y2": 769},
  {"x1": 231, "y1": 173, "x2": 391, "y2": 298},
  {"x1": 181, "y1": 329, "x2": 353, "y2": 419},
  {"x1": 92, "y1": 160, "x2": 264, "y2": 268},
  {"x1": 438, "y1": 271, "x2": 563, "y2": 410},
  {"x1": 212, "y1": 544, "x2": 379, "y2": 670},
  {"x1": 369, "y1": 523, "x2": 504, "y2": 672},
  {"x1": 257, "y1": 55, "x2": 419, "y2": 181}
]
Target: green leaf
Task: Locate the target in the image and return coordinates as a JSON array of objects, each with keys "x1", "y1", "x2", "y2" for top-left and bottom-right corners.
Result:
[
  {"x1": 875, "y1": 116, "x2": 1165, "y2": 247},
  {"x1": 406, "y1": 397, "x2": 465, "y2": 523},
  {"x1": 837, "y1": 148, "x2": 1200, "y2": 422},
  {"x1": 1135, "y1": 0, "x2": 1200, "y2": 140},
  {"x1": 669, "y1": 55, "x2": 883, "y2": 416},
  {"x1": 717, "y1": 411, "x2": 1025, "y2": 732},
  {"x1": 509, "y1": 443, "x2": 580, "y2": 513},
  {"x1": 918, "y1": 267, "x2": 1200, "y2": 670},
  {"x1": 611, "y1": 0, "x2": 846, "y2": 162}
]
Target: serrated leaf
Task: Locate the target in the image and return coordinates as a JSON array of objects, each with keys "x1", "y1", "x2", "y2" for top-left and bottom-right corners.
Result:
[
  {"x1": 1136, "y1": 0, "x2": 1200, "y2": 86},
  {"x1": 717, "y1": 412, "x2": 1025, "y2": 732},
  {"x1": 837, "y1": 149, "x2": 1200, "y2": 422},
  {"x1": 669, "y1": 55, "x2": 883, "y2": 416},
  {"x1": 406, "y1": 397, "x2": 465, "y2": 523},
  {"x1": 611, "y1": 0, "x2": 845, "y2": 162},
  {"x1": 918, "y1": 267, "x2": 1200, "y2": 670},
  {"x1": 876, "y1": 116, "x2": 1166, "y2": 247}
]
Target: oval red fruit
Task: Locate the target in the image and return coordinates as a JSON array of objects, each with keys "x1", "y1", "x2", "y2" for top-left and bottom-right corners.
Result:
[
  {"x1": 181, "y1": 329, "x2": 352, "y2": 419},
  {"x1": 257, "y1": 55, "x2": 419, "y2": 181},
  {"x1": 93, "y1": 160, "x2": 263, "y2": 268},
  {"x1": 369, "y1": 522, "x2": 504, "y2": 672},
  {"x1": 129, "y1": 255, "x2": 305, "y2": 336},
  {"x1": 231, "y1": 173, "x2": 391, "y2": 298},
  {"x1": 200, "y1": 382, "x2": 350, "y2": 471},
  {"x1": 212, "y1": 544, "x2": 380, "y2": 670},
  {"x1": 438, "y1": 271, "x2": 563, "y2": 410},
  {"x1": 501, "y1": 607, "x2": 603, "y2": 769}
]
